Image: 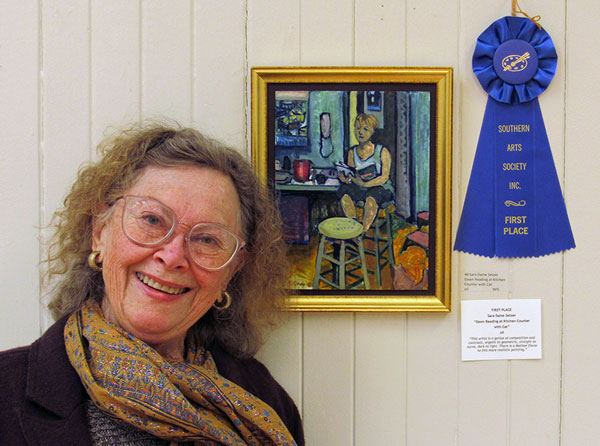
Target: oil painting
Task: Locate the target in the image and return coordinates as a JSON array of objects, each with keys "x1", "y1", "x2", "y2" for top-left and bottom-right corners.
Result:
[{"x1": 251, "y1": 67, "x2": 452, "y2": 311}]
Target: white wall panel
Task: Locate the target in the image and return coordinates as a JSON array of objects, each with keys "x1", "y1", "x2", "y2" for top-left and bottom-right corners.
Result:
[
  {"x1": 39, "y1": 1, "x2": 92, "y2": 331},
  {"x1": 90, "y1": 0, "x2": 141, "y2": 150},
  {"x1": 354, "y1": 0, "x2": 405, "y2": 66},
  {"x1": 255, "y1": 315, "x2": 304, "y2": 414},
  {"x1": 0, "y1": 1, "x2": 40, "y2": 349},
  {"x1": 355, "y1": 314, "x2": 407, "y2": 444},
  {"x1": 407, "y1": 314, "x2": 459, "y2": 445},
  {"x1": 406, "y1": 0, "x2": 459, "y2": 67},
  {"x1": 459, "y1": 362, "x2": 510, "y2": 446},
  {"x1": 509, "y1": 258, "x2": 562, "y2": 445},
  {"x1": 40, "y1": 1, "x2": 91, "y2": 214},
  {"x1": 303, "y1": 314, "x2": 354, "y2": 446},
  {"x1": 404, "y1": 2, "x2": 460, "y2": 444},
  {"x1": 141, "y1": 0, "x2": 193, "y2": 123},
  {"x1": 562, "y1": 0, "x2": 600, "y2": 444},
  {"x1": 456, "y1": 2, "x2": 510, "y2": 445},
  {"x1": 300, "y1": 0, "x2": 354, "y2": 66},
  {"x1": 247, "y1": 0, "x2": 301, "y2": 66},
  {"x1": 192, "y1": 0, "x2": 246, "y2": 149}
]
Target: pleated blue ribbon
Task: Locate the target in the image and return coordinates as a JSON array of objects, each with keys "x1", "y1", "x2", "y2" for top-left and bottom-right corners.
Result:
[{"x1": 454, "y1": 16, "x2": 575, "y2": 257}]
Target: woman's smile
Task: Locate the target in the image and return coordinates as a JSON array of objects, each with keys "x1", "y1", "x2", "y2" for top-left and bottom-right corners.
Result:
[{"x1": 135, "y1": 271, "x2": 191, "y2": 296}]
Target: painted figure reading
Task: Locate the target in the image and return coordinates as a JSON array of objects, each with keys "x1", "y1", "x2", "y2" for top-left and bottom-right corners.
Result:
[{"x1": 337, "y1": 113, "x2": 394, "y2": 232}]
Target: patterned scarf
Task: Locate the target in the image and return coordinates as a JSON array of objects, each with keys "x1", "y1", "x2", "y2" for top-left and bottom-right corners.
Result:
[{"x1": 64, "y1": 301, "x2": 296, "y2": 446}]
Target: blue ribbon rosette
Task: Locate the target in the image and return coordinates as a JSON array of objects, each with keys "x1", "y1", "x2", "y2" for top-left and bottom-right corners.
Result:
[{"x1": 454, "y1": 16, "x2": 575, "y2": 258}]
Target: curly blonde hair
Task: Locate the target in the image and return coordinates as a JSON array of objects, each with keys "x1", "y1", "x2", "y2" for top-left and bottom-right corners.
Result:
[{"x1": 46, "y1": 121, "x2": 289, "y2": 358}]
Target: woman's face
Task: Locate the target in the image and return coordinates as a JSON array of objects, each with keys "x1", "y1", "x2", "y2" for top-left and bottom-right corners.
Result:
[
  {"x1": 354, "y1": 119, "x2": 374, "y2": 144},
  {"x1": 92, "y1": 165, "x2": 244, "y2": 352}
]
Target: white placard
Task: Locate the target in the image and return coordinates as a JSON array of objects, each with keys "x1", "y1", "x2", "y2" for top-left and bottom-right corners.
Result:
[{"x1": 461, "y1": 299, "x2": 542, "y2": 361}]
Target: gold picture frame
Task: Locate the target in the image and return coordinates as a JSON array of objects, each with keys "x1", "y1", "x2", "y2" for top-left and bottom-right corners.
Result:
[{"x1": 251, "y1": 67, "x2": 452, "y2": 311}]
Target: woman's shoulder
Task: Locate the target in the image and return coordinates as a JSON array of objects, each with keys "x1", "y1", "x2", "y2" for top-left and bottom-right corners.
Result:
[
  {"x1": 0, "y1": 318, "x2": 93, "y2": 445},
  {"x1": 0, "y1": 343, "x2": 34, "y2": 444},
  {"x1": 0, "y1": 317, "x2": 88, "y2": 409},
  {"x1": 0, "y1": 342, "x2": 30, "y2": 364},
  {"x1": 0, "y1": 341, "x2": 32, "y2": 392},
  {"x1": 0, "y1": 344, "x2": 30, "y2": 407}
]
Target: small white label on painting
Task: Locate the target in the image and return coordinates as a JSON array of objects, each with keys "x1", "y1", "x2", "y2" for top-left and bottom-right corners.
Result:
[{"x1": 461, "y1": 299, "x2": 542, "y2": 361}]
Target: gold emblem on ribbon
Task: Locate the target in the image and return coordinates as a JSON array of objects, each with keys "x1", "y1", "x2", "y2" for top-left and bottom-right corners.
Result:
[{"x1": 502, "y1": 52, "x2": 530, "y2": 72}]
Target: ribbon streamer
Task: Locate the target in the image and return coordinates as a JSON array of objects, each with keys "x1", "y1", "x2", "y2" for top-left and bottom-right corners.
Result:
[{"x1": 455, "y1": 16, "x2": 575, "y2": 258}]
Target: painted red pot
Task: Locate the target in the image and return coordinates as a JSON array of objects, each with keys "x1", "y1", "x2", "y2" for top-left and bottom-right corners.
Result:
[{"x1": 293, "y1": 159, "x2": 311, "y2": 182}]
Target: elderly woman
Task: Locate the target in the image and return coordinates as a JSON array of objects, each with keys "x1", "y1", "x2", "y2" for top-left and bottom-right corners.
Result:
[{"x1": 0, "y1": 122, "x2": 304, "y2": 445}]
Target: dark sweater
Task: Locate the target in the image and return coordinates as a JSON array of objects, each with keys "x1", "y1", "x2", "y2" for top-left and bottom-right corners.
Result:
[{"x1": 0, "y1": 317, "x2": 304, "y2": 446}]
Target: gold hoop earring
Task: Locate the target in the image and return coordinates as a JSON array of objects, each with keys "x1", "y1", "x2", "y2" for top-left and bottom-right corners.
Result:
[
  {"x1": 88, "y1": 251, "x2": 103, "y2": 271},
  {"x1": 213, "y1": 291, "x2": 232, "y2": 310}
]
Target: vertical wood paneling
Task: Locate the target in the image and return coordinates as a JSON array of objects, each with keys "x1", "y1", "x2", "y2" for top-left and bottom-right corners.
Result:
[
  {"x1": 247, "y1": 0, "x2": 301, "y2": 66},
  {"x1": 509, "y1": 258, "x2": 562, "y2": 445},
  {"x1": 192, "y1": 0, "x2": 246, "y2": 149},
  {"x1": 455, "y1": 2, "x2": 510, "y2": 445},
  {"x1": 508, "y1": 3, "x2": 565, "y2": 444},
  {"x1": 0, "y1": 1, "x2": 40, "y2": 349},
  {"x1": 353, "y1": 2, "x2": 408, "y2": 444},
  {"x1": 406, "y1": 0, "x2": 458, "y2": 66},
  {"x1": 255, "y1": 315, "x2": 304, "y2": 414},
  {"x1": 303, "y1": 314, "x2": 354, "y2": 446},
  {"x1": 41, "y1": 1, "x2": 91, "y2": 214},
  {"x1": 354, "y1": 314, "x2": 407, "y2": 444},
  {"x1": 459, "y1": 362, "x2": 510, "y2": 446},
  {"x1": 406, "y1": 315, "x2": 459, "y2": 445},
  {"x1": 141, "y1": 0, "x2": 192, "y2": 123},
  {"x1": 300, "y1": 0, "x2": 355, "y2": 66},
  {"x1": 247, "y1": 0, "x2": 304, "y2": 418},
  {"x1": 40, "y1": 1, "x2": 92, "y2": 331},
  {"x1": 354, "y1": 0, "x2": 405, "y2": 66},
  {"x1": 405, "y1": 2, "x2": 459, "y2": 444},
  {"x1": 562, "y1": 0, "x2": 600, "y2": 444},
  {"x1": 90, "y1": 0, "x2": 141, "y2": 150}
]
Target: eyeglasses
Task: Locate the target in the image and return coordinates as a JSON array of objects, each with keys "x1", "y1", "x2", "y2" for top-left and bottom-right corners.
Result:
[{"x1": 117, "y1": 195, "x2": 245, "y2": 271}]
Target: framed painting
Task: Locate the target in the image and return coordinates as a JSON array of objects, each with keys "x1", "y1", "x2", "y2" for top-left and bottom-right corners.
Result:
[{"x1": 251, "y1": 67, "x2": 452, "y2": 311}]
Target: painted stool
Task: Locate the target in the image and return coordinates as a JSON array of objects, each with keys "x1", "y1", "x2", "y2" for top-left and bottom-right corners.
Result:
[
  {"x1": 359, "y1": 201, "x2": 396, "y2": 287},
  {"x1": 312, "y1": 217, "x2": 370, "y2": 290}
]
